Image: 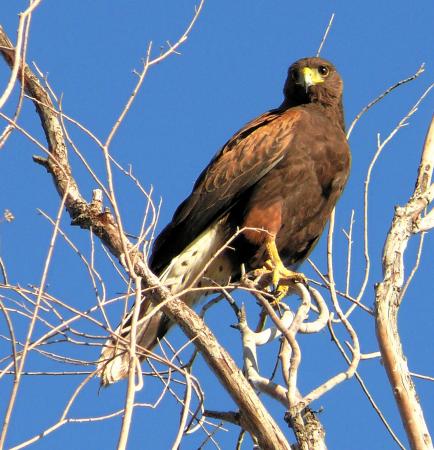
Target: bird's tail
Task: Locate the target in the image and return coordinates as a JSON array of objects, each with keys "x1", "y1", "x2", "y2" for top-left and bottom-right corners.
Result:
[
  {"x1": 97, "y1": 221, "x2": 232, "y2": 386},
  {"x1": 98, "y1": 298, "x2": 171, "y2": 386}
]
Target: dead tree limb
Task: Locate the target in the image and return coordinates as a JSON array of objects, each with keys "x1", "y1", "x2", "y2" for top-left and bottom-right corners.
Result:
[
  {"x1": 375, "y1": 114, "x2": 434, "y2": 450},
  {"x1": 0, "y1": 25, "x2": 291, "y2": 450}
]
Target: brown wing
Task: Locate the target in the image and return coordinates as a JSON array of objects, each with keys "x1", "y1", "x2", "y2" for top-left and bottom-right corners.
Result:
[{"x1": 150, "y1": 108, "x2": 304, "y2": 273}]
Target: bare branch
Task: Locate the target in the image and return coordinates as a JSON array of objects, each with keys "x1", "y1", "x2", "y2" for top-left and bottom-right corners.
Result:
[
  {"x1": 375, "y1": 115, "x2": 434, "y2": 449},
  {"x1": 238, "y1": 305, "x2": 292, "y2": 407},
  {"x1": 0, "y1": 0, "x2": 42, "y2": 109},
  {"x1": 355, "y1": 83, "x2": 434, "y2": 309},
  {"x1": 346, "y1": 63, "x2": 425, "y2": 138},
  {"x1": 0, "y1": 186, "x2": 68, "y2": 448},
  {"x1": 329, "y1": 322, "x2": 406, "y2": 449},
  {"x1": 316, "y1": 13, "x2": 335, "y2": 57},
  {"x1": 117, "y1": 276, "x2": 142, "y2": 450},
  {"x1": 0, "y1": 21, "x2": 292, "y2": 450}
]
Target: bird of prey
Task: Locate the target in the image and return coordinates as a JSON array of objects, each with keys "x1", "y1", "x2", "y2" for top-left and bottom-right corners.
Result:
[{"x1": 99, "y1": 56, "x2": 351, "y2": 385}]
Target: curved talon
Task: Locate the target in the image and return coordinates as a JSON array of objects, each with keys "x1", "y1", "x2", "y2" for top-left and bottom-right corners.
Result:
[
  {"x1": 271, "y1": 262, "x2": 306, "y2": 288},
  {"x1": 252, "y1": 260, "x2": 307, "y2": 303},
  {"x1": 274, "y1": 285, "x2": 289, "y2": 304},
  {"x1": 253, "y1": 239, "x2": 308, "y2": 303},
  {"x1": 273, "y1": 267, "x2": 307, "y2": 303}
]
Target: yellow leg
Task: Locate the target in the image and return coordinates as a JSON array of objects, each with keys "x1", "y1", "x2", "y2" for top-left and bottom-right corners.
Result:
[
  {"x1": 265, "y1": 240, "x2": 307, "y2": 285},
  {"x1": 254, "y1": 239, "x2": 307, "y2": 302}
]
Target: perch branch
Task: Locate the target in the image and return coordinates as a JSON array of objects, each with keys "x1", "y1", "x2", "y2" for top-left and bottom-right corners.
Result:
[
  {"x1": 241, "y1": 280, "x2": 328, "y2": 450},
  {"x1": 238, "y1": 305, "x2": 293, "y2": 406}
]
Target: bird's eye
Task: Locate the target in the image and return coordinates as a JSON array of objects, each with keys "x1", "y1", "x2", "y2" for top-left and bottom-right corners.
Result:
[
  {"x1": 318, "y1": 65, "x2": 329, "y2": 77},
  {"x1": 291, "y1": 69, "x2": 298, "y2": 80}
]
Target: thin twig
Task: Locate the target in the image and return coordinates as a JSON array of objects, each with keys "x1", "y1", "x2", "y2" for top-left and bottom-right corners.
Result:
[
  {"x1": 346, "y1": 63, "x2": 425, "y2": 138},
  {"x1": 316, "y1": 13, "x2": 335, "y2": 57},
  {"x1": 0, "y1": 188, "x2": 68, "y2": 448},
  {"x1": 328, "y1": 321, "x2": 406, "y2": 449},
  {"x1": 116, "y1": 277, "x2": 142, "y2": 450}
]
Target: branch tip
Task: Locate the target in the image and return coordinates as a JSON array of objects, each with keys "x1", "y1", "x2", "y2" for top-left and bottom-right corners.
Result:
[{"x1": 32, "y1": 155, "x2": 49, "y2": 169}]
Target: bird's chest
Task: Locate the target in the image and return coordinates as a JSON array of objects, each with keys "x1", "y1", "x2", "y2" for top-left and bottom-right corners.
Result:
[
  {"x1": 240, "y1": 118, "x2": 349, "y2": 265},
  {"x1": 254, "y1": 127, "x2": 348, "y2": 211}
]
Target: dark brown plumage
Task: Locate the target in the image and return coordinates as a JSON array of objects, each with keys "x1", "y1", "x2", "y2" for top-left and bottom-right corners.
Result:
[{"x1": 99, "y1": 56, "x2": 351, "y2": 384}]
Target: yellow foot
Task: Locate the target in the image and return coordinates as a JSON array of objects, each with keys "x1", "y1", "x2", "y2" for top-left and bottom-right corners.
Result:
[
  {"x1": 272, "y1": 265, "x2": 307, "y2": 303},
  {"x1": 253, "y1": 259, "x2": 307, "y2": 303},
  {"x1": 252, "y1": 239, "x2": 307, "y2": 303},
  {"x1": 269, "y1": 260, "x2": 307, "y2": 288}
]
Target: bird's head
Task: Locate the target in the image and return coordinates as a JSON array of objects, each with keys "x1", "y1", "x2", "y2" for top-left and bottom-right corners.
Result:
[{"x1": 283, "y1": 57, "x2": 343, "y2": 108}]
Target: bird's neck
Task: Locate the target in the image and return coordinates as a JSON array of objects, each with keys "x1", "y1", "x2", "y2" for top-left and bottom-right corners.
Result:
[
  {"x1": 330, "y1": 100, "x2": 346, "y2": 133},
  {"x1": 279, "y1": 99, "x2": 346, "y2": 132}
]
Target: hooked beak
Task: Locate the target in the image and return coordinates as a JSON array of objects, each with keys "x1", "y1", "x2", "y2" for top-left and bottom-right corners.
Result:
[{"x1": 296, "y1": 67, "x2": 324, "y2": 92}]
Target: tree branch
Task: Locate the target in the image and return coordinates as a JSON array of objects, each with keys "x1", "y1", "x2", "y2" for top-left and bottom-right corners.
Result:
[
  {"x1": 375, "y1": 114, "x2": 434, "y2": 450},
  {"x1": 0, "y1": 23, "x2": 292, "y2": 450}
]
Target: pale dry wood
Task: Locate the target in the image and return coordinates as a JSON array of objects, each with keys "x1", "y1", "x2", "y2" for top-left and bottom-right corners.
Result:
[
  {"x1": 0, "y1": 22, "x2": 291, "y2": 450},
  {"x1": 317, "y1": 210, "x2": 360, "y2": 409},
  {"x1": 316, "y1": 13, "x2": 335, "y2": 57},
  {"x1": 238, "y1": 305, "x2": 293, "y2": 406},
  {"x1": 117, "y1": 276, "x2": 142, "y2": 450},
  {"x1": 329, "y1": 321, "x2": 406, "y2": 449},
  {"x1": 241, "y1": 279, "x2": 328, "y2": 450},
  {"x1": 375, "y1": 115, "x2": 434, "y2": 450},
  {"x1": 0, "y1": 0, "x2": 42, "y2": 109}
]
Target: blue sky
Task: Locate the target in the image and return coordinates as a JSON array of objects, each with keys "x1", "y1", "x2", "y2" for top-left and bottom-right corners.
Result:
[{"x1": 0, "y1": 1, "x2": 433, "y2": 449}]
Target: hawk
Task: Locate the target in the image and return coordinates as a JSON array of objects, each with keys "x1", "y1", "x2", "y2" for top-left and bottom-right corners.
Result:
[{"x1": 99, "y1": 56, "x2": 350, "y2": 385}]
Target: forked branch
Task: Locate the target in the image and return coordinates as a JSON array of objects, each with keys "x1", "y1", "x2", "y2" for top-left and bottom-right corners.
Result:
[{"x1": 375, "y1": 115, "x2": 434, "y2": 450}]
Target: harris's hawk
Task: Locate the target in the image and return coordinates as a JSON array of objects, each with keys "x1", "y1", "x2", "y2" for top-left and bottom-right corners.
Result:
[{"x1": 99, "y1": 57, "x2": 350, "y2": 385}]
